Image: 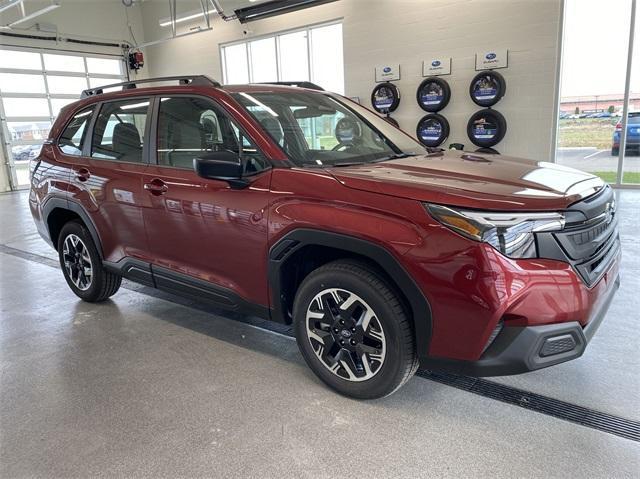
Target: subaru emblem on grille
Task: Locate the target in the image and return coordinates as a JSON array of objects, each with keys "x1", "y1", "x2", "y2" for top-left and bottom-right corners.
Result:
[{"x1": 605, "y1": 201, "x2": 615, "y2": 224}]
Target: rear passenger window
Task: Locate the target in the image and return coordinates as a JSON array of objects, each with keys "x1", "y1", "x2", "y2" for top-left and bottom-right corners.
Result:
[
  {"x1": 91, "y1": 99, "x2": 149, "y2": 163},
  {"x1": 157, "y1": 96, "x2": 269, "y2": 174},
  {"x1": 58, "y1": 108, "x2": 93, "y2": 156}
]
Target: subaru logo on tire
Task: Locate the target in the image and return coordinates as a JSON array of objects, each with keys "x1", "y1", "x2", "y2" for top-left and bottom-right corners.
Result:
[
  {"x1": 431, "y1": 60, "x2": 441, "y2": 67},
  {"x1": 486, "y1": 53, "x2": 497, "y2": 60}
]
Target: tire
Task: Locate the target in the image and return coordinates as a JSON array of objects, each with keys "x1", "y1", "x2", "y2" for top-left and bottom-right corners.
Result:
[
  {"x1": 57, "y1": 220, "x2": 121, "y2": 302},
  {"x1": 467, "y1": 109, "x2": 507, "y2": 147},
  {"x1": 416, "y1": 113, "x2": 450, "y2": 147},
  {"x1": 416, "y1": 77, "x2": 451, "y2": 112},
  {"x1": 293, "y1": 260, "x2": 418, "y2": 399},
  {"x1": 371, "y1": 82, "x2": 401, "y2": 114},
  {"x1": 469, "y1": 70, "x2": 506, "y2": 107},
  {"x1": 611, "y1": 147, "x2": 619, "y2": 156}
]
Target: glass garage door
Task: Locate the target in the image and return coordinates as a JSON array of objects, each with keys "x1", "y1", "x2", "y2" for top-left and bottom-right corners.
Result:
[
  {"x1": 556, "y1": 0, "x2": 638, "y2": 186},
  {"x1": 0, "y1": 47, "x2": 126, "y2": 189}
]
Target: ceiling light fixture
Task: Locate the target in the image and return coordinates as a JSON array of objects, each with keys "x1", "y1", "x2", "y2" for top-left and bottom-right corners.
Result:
[
  {"x1": 9, "y1": 1, "x2": 60, "y2": 27},
  {"x1": 159, "y1": 8, "x2": 215, "y2": 27}
]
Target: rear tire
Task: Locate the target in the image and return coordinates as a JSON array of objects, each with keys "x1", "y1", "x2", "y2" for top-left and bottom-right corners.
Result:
[
  {"x1": 611, "y1": 147, "x2": 619, "y2": 156},
  {"x1": 293, "y1": 260, "x2": 418, "y2": 399},
  {"x1": 57, "y1": 220, "x2": 121, "y2": 302}
]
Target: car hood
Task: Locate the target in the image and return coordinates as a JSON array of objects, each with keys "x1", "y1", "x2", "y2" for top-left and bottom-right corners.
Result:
[{"x1": 326, "y1": 150, "x2": 605, "y2": 210}]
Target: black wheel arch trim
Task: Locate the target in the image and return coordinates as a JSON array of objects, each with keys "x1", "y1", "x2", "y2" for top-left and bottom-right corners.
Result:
[
  {"x1": 268, "y1": 228, "x2": 433, "y2": 357},
  {"x1": 42, "y1": 197, "x2": 104, "y2": 259}
]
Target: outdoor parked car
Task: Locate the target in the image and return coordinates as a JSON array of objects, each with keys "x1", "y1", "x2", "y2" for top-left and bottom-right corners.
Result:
[
  {"x1": 12, "y1": 144, "x2": 41, "y2": 162},
  {"x1": 612, "y1": 111, "x2": 640, "y2": 155},
  {"x1": 29, "y1": 76, "x2": 621, "y2": 398}
]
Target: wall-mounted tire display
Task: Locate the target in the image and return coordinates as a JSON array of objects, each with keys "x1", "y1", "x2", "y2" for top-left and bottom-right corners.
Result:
[
  {"x1": 416, "y1": 113, "x2": 450, "y2": 147},
  {"x1": 469, "y1": 71, "x2": 506, "y2": 107},
  {"x1": 467, "y1": 109, "x2": 507, "y2": 147},
  {"x1": 416, "y1": 77, "x2": 451, "y2": 112},
  {"x1": 371, "y1": 82, "x2": 400, "y2": 113}
]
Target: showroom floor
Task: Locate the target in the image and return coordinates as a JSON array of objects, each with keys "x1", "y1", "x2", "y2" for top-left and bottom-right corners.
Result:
[{"x1": 1, "y1": 190, "x2": 639, "y2": 478}]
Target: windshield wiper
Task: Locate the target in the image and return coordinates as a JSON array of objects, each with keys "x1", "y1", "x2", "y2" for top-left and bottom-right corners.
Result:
[
  {"x1": 333, "y1": 161, "x2": 367, "y2": 167},
  {"x1": 370, "y1": 153, "x2": 414, "y2": 163}
]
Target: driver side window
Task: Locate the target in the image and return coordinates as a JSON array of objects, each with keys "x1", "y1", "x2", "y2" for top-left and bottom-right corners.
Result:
[{"x1": 157, "y1": 96, "x2": 269, "y2": 174}]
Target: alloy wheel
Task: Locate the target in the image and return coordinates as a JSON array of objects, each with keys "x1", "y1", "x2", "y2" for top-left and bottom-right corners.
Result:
[
  {"x1": 62, "y1": 234, "x2": 93, "y2": 291},
  {"x1": 306, "y1": 288, "x2": 386, "y2": 382}
]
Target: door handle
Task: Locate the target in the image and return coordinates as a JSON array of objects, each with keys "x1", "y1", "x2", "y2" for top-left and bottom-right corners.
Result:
[
  {"x1": 75, "y1": 167, "x2": 90, "y2": 182},
  {"x1": 144, "y1": 178, "x2": 168, "y2": 195}
]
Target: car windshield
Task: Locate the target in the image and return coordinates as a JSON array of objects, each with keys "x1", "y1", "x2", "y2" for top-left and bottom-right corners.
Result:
[
  {"x1": 231, "y1": 90, "x2": 425, "y2": 167},
  {"x1": 628, "y1": 112, "x2": 640, "y2": 124}
]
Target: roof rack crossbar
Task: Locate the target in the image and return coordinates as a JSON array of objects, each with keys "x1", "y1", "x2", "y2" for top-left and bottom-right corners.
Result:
[
  {"x1": 256, "y1": 81, "x2": 325, "y2": 91},
  {"x1": 80, "y1": 75, "x2": 221, "y2": 99}
]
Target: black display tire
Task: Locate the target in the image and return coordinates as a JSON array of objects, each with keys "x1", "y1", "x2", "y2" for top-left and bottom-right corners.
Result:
[
  {"x1": 416, "y1": 113, "x2": 450, "y2": 147},
  {"x1": 469, "y1": 70, "x2": 506, "y2": 107},
  {"x1": 371, "y1": 82, "x2": 400, "y2": 113},
  {"x1": 416, "y1": 77, "x2": 451, "y2": 112},
  {"x1": 293, "y1": 260, "x2": 418, "y2": 399},
  {"x1": 467, "y1": 109, "x2": 507, "y2": 147},
  {"x1": 57, "y1": 220, "x2": 121, "y2": 302}
]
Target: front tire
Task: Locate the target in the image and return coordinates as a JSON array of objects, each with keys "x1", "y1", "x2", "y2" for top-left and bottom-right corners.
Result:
[
  {"x1": 57, "y1": 221, "x2": 121, "y2": 302},
  {"x1": 293, "y1": 260, "x2": 418, "y2": 399}
]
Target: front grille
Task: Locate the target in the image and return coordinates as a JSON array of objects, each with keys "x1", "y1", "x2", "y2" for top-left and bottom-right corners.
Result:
[
  {"x1": 538, "y1": 185, "x2": 620, "y2": 287},
  {"x1": 569, "y1": 220, "x2": 610, "y2": 246}
]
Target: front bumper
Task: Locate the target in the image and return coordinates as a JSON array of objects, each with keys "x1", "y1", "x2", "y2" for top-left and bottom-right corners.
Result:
[{"x1": 421, "y1": 270, "x2": 620, "y2": 377}]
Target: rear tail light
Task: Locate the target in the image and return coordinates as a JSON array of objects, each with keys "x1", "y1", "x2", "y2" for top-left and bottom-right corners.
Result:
[{"x1": 615, "y1": 122, "x2": 622, "y2": 131}]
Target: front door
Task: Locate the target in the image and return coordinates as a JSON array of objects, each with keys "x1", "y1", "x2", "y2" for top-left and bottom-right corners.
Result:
[{"x1": 141, "y1": 95, "x2": 273, "y2": 309}]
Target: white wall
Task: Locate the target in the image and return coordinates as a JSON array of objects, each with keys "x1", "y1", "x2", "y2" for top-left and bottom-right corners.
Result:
[
  {"x1": 0, "y1": 0, "x2": 146, "y2": 191},
  {"x1": 141, "y1": 0, "x2": 562, "y2": 161}
]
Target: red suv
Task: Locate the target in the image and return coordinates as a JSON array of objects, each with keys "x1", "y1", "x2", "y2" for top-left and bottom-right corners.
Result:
[{"x1": 29, "y1": 76, "x2": 620, "y2": 398}]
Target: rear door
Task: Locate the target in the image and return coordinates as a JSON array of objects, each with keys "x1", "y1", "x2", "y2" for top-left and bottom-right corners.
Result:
[
  {"x1": 141, "y1": 95, "x2": 273, "y2": 309},
  {"x1": 67, "y1": 97, "x2": 153, "y2": 267}
]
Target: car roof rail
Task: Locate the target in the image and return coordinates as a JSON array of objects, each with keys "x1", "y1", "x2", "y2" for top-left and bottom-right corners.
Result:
[
  {"x1": 80, "y1": 75, "x2": 221, "y2": 99},
  {"x1": 256, "y1": 81, "x2": 325, "y2": 91}
]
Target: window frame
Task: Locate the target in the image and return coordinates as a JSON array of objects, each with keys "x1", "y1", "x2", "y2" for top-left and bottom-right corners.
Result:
[
  {"x1": 148, "y1": 94, "x2": 273, "y2": 176},
  {"x1": 55, "y1": 106, "x2": 96, "y2": 158},
  {"x1": 87, "y1": 96, "x2": 153, "y2": 165},
  {"x1": 219, "y1": 19, "x2": 344, "y2": 92}
]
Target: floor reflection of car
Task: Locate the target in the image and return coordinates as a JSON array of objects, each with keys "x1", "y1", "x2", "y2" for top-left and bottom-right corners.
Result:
[{"x1": 612, "y1": 112, "x2": 640, "y2": 155}]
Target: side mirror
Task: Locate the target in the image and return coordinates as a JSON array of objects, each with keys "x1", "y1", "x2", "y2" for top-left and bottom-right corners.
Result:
[{"x1": 194, "y1": 151, "x2": 248, "y2": 189}]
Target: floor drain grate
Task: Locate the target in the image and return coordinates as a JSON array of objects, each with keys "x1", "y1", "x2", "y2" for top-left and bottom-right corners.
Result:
[{"x1": 417, "y1": 370, "x2": 640, "y2": 442}]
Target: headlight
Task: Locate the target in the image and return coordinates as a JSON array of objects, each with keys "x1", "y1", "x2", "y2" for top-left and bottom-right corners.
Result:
[{"x1": 425, "y1": 203, "x2": 565, "y2": 259}]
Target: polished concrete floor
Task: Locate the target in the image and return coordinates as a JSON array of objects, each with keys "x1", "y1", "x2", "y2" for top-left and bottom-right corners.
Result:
[{"x1": 1, "y1": 190, "x2": 639, "y2": 478}]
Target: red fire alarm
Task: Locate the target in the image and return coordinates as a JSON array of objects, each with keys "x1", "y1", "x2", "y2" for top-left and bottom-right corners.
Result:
[{"x1": 128, "y1": 51, "x2": 144, "y2": 71}]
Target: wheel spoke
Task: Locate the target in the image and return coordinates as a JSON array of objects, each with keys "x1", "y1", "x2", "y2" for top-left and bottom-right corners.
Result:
[
  {"x1": 62, "y1": 234, "x2": 93, "y2": 291},
  {"x1": 338, "y1": 351, "x2": 361, "y2": 381},
  {"x1": 305, "y1": 288, "x2": 386, "y2": 383}
]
